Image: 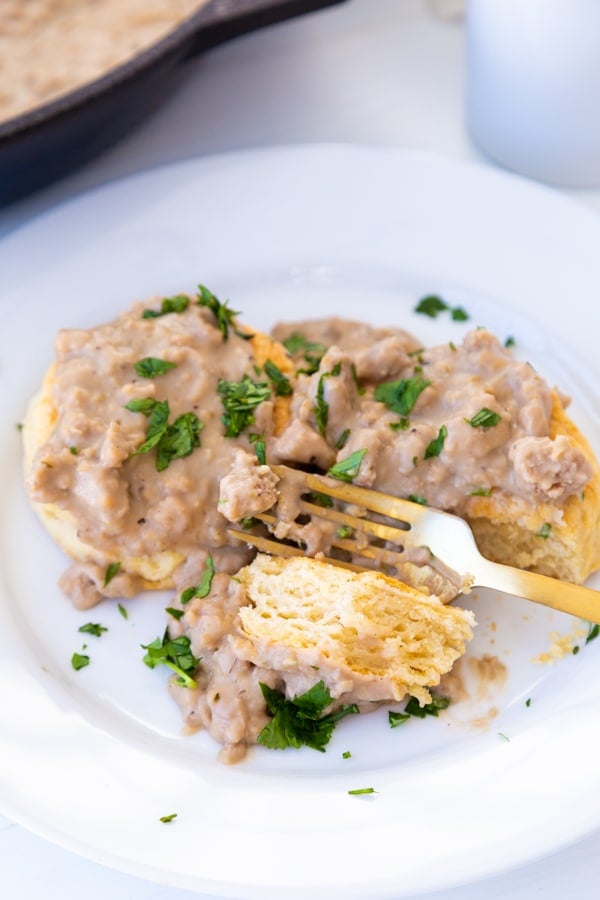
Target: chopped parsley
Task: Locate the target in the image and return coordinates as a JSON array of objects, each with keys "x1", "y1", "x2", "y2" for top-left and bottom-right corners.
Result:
[
  {"x1": 124, "y1": 397, "x2": 160, "y2": 415},
  {"x1": 465, "y1": 407, "x2": 501, "y2": 428},
  {"x1": 390, "y1": 418, "x2": 410, "y2": 432},
  {"x1": 407, "y1": 494, "x2": 428, "y2": 505},
  {"x1": 348, "y1": 787, "x2": 376, "y2": 796},
  {"x1": 451, "y1": 306, "x2": 469, "y2": 321},
  {"x1": 159, "y1": 813, "x2": 178, "y2": 823},
  {"x1": 327, "y1": 448, "x2": 367, "y2": 483},
  {"x1": 134, "y1": 357, "x2": 177, "y2": 378},
  {"x1": 249, "y1": 432, "x2": 266, "y2": 465},
  {"x1": 218, "y1": 375, "x2": 271, "y2": 437},
  {"x1": 264, "y1": 359, "x2": 293, "y2": 396},
  {"x1": 180, "y1": 555, "x2": 216, "y2": 604},
  {"x1": 165, "y1": 607, "x2": 185, "y2": 621},
  {"x1": 525, "y1": 697, "x2": 532, "y2": 707},
  {"x1": 104, "y1": 562, "x2": 121, "y2": 586},
  {"x1": 239, "y1": 516, "x2": 258, "y2": 529},
  {"x1": 336, "y1": 525, "x2": 353, "y2": 540},
  {"x1": 127, "y1": 398, "x2": 204, "y2": 471},
  {"x1": 334, "y1": 428, "x2": 351, "y2": 451},
  {"x1": 415, "y1": 294, "x2": 470, "y2": 321},
  {"x1": 313, "y1": 362, "x2": 342, "y2": 436},
  {"x1": 118, "y1": 603, "x2": 128, "y2": 620},
  {"x1": 537, "y1": 523, "x2": 552, "y2": 539},
  {"x1": 342, "y1": 750, "x2": 352, "y2": 759},
  {"x1": 504, "y1": 336, "x2": 516, "y2": 348},
  {"x1": 350, "y1": 362, "x2": 365, "y2": 395},
  {"x1": 404, "y1": 694, "x2": 450, "y2": 718},
  {"x1": 69, "y1": 446, "x2": 79, "y2": 455},
  {"x1": 142, "y1": 294, "x2": 189, "y2": 318},
  {"x1": 388, "y1": 710, "x2": 410, "y2": 728},
  {"x1": 282, "y1": 333, "x2": 327, "y2": 374},
  {"x1": 415, "y1": 295, "x2": 449, "y2": 318},
  {"x1": 424, "y1": 424, "x2": 447, "y2": 459},
  {"x1": 469, "y1": 486, "x2": 492, "y2": 497},
  {"x1": 307, "y1": 491, "x2": 334, "y2": 508},
  {"x1": 196, "y1": 284, "x2": 250, "y2": 341},
  {"x1": 78, "y1": 623, "x2": 108, "y2": 637},
  {"x1": 71, "y1": 652, "x2": 90, "y2": 671},
  {"x1": 156, "y1": 412, "x2": 203, "y2": 471},
  {"x1": 374, "y1": 374, "x2": 431, "y2": 417},
  {"x1": 586, "y1": 622, "x2": 600, "y2": 644},
  {"x1": 257, "y1": 680, "x2": 359, "y2": 752},
  {"x1": 141, "y1": 631, "x2": 201, "y2": 688}
]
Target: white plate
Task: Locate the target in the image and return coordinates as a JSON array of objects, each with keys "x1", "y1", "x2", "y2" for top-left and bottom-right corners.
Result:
[{"x1": 1, "y1": 145, "x2": 600, "y2": 899}]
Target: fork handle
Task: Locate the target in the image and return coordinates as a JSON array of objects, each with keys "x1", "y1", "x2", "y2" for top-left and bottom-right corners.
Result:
[{"x1": 474, "y1": 559, "x2": 600, "y2": 624}]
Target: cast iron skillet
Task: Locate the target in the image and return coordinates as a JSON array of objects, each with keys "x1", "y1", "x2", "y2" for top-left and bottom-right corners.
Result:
[{"x1": 0, "y1": 0, "x2": 346, "y2": 207}]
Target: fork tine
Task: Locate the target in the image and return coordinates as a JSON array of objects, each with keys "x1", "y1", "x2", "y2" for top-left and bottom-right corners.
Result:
[
  {"x1": 248, "y1": 512, "x2": 409, "y2": 569},
  {"x1": 272, "y1": 465, "x2": 427, "y2": 525},
  {"x1": 227, "y1": 527, "x2": 365, "y2": 573},
  {"x1": 299, "y1": 499, "x2": 410, "y2": 544}
]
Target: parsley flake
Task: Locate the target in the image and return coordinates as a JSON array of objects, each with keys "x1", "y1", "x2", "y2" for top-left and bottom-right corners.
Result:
[
  {"x1": 334, "y1": 428, "x2": 351, "y2": 451},
  {"x1": 313, "y1": 362, "x2": 342, "y2": 436},
  {"x1": 424, "y1": 424, "x2": 447, "y2": 459},
  {"x1": 404, "y1": 694, "x2": 450, "y2": 718},
  {"x1": 159, "y1": 813, "x2": 177, "y2": 823},
  {"x1": 71, "y1": 652, "x2": 90, "y2": 671},
  {"x1": 118, "y1": 603, "x2": 128, "y2": 620},
  {"x1": 141, "y1": 631, "x2": 201, "y2": 688},
  {"x1": 142, "y1": 294, "x2": 189, "y2": 318},
  {"x1": 538, "y1": 523, "x2": 552, "y2": 539},
  {"x1": 586, "y1": 623, "x2": 599, "y2": 644},
  {"x1": 469, "y1": 487, "x2": 492, "y2": 497},
  {"x1": 415, "y1": 295, "x2": 448, "y2": 318},
  {"x1": 415, "y1": 295, "x2": 470, "y2": 322},
  {"x1": 257, "y1": 680, "x2": 358, "y2": 752},
  {"x1": 127, "y1": 399, "x2": 204, "y2": 471},
  {"x1": 388, "y1": 710, "x2": 410, "y2": 728},
  {"x1": 248, "y1": 432, "x2": 266, "y2": 465},
  {"x1": 104, "y1": 562, "x2": 121, "y2": 586},
  {"x1": 78, "y1": 623, "x2": 108, "y2": 638},
  {"x1": 134, "y1": 357, "x2": 177, "y2": 378},
  {"x1": 264, "y1": 359, "x2": 292, "y2": 397},
  {"x1": 165, "y1": 607, "x2": 185, "y2": 621},
  {"x1": 180, "y1": 555, "x2": 216, "y2": 604},
  {"x1": 218, "y1": 375, "x2": 271, "y2": 437},
  {"x1": 374, "y1": 375, "x2": 431, "y2": 417},
  {"x1": 348, "y1": 787, "x2": 376, "y2": 796},
  {"x1": 282, "y1": 333, "x2": 327, "y2": 374},
  {"x1": 465, "y1": 408, "x2": 501, "y2": 428},
  {"x1": 197, "y1": 284, "x2": 249, "y2": 341},
  {"x1": 327, "y1": 448, "x2": 367, "y2": 483},
  {"x1": 451, "y1": 306, "x2": 469, "y2": 321},
  {"x1": 307, "y1": 491, "x2": 334, "y2": 508}
]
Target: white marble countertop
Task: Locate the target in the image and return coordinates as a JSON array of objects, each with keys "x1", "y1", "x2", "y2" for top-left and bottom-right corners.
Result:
[{"x1": 2, "y1": 1, "x2": 600, "y2": 897}]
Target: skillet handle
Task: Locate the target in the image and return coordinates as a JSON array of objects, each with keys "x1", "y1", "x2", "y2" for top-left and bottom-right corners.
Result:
[{"x1": 186, "y1": 0, "x2": 347, "y2": 56}]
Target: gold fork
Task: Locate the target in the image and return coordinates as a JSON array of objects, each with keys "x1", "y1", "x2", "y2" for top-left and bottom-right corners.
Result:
[{"x1": 228, "y1": 465, "x2": 600, "y2": 624}]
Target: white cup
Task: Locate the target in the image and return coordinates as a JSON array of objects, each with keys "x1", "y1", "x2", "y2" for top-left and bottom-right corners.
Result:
[{"x1": 466, "y1": 0, "x2": 600, "y2": 186}]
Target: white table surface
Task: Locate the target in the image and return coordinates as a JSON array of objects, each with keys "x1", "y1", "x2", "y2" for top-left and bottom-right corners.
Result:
[{"x1": 2, "y1": 1, "x2": 600, "y2": 897}]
